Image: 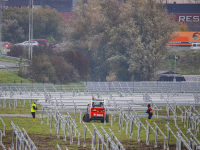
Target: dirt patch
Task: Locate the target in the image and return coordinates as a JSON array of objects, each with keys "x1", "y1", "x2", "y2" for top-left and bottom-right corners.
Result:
[{"x1": 1, "y1": 130, "x2": 188, "y2": 150}]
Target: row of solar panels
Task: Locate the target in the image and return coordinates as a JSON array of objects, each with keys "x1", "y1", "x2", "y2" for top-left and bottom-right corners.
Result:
[
  {"x1": 84, "y1": 81, "x2": 200, "y2": 87},
  {"x1": 0, "y1": 82, "x2": 200, "y2": 93},
  {"x1": 84, "y1": 82, "x2": 200, "y2": 93}
]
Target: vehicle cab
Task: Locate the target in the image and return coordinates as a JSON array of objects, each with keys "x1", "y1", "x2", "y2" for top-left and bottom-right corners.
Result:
[
  {"x1": 83, "y1": 97, "x2": 109, "y2": 123},
  {"x1": 90, "y1": 99, "x2": 105, "y2": 119}
]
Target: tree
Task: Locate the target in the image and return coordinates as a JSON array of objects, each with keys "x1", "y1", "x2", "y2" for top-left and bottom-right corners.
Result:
[
  {"x1": 65, "y1": 0, "x2": 121, "y2": 81},
  {"x1": 50, "y1": 56, "x2": 80, "y2": 84},
  {"x1": 7, "y1": 45, "x2": 27, "y2": 58},
  {"x1": 116, "y1": 0, "x2": 177, "y2": 81},
  {"x1": 33, "y1": 6, "x2": 66, "y2": 42},
  {"x1": 2, "y1": 6, "x2": 66, "y2": 43},
  {"x1": 59, "y1": 51, "x2": 90, "y2": 81},
  {"x1": 2, "y1": 19, "x2": 25, "y2": 43},
  {"x1": 28, "y1": 55, "x2": 57, "y2": 82},
  {"x1": 65, "y1": 0, "x2": 177, "y2": 81},
  {"x1": 178, "y1": 22, "x2": 189, "y2": 31},
  {"x1": 2, "y1": 7, "x2": 29, "y2": 41}
]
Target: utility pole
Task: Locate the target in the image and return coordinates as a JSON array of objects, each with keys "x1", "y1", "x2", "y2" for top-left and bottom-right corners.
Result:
[
  {"x1": 29, "y1": 0, "x2": 33, "y2": 60},
  {"x1": 29, "y1": 0, "x2": 31, "y2": 59},
  {"x1": 31, "y1": 0, "x2": 33, "y2": 60}
]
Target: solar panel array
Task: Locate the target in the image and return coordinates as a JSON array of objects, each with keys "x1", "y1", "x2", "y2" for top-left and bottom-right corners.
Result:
[
  {"x1": 0, "y1": 82, "x2": 199, "y2": 150},
  {"x1": 84, "y1": 81, "x2": 200, "y2": 93}
]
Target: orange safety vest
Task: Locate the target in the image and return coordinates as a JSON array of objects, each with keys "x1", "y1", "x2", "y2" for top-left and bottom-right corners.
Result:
[{"x1": 149, "y1": 107, "x2": 153, "y2": 113}]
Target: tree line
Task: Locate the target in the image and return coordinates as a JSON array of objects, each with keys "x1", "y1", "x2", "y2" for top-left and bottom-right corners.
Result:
[
  {"x1": 5, "y1": 0, "x2": 178, "y2": 83},
  {"x1": 2, "y1": 6, "x2": 65, "y2": 44},
  {"x1": 65, "y1": 0, "x2": 177, "y2": 81}
]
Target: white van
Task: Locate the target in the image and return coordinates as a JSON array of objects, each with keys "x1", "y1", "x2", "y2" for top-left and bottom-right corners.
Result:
[{"x1": 191, "y1": 43, "x2": 200, "y2": 50}]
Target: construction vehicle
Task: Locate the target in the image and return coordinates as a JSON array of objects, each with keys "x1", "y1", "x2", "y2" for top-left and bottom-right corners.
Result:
[{"x1": 83, "y1": 98, "x2": 109, "y2": 123}]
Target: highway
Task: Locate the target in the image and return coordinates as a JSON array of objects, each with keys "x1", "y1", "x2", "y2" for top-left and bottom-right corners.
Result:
[{"x1": 0, "y1": 61, "x2": 18, "y2": 70}]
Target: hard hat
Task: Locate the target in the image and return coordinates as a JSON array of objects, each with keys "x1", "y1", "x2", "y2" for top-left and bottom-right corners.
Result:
[{"x1": 148, "y1": 104, "x2": 151, "y2": 107}]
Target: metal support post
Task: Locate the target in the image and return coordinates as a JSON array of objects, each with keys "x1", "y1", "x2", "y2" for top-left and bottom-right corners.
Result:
[
  {"x1": 146, "y1": 122, "x2": 149, "y2": 145},
  {"x1": 118, "y1": 111, "x2": 121, "y2": 133},
  {"x1": 50, "y1": 112, "x2": 53, "y2": 133},
  {"x1": 41, "y1": 107, "x2": 44, "y2": 125},
  {"x1": 137, "y1": 124, "x2": 141, "y2": 142}
]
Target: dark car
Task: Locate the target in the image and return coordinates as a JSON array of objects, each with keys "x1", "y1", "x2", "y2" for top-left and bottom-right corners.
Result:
[
  {"x1": 47, "y1": 42, "x2": 56, "y2": 48},
  {"x1": 32, "y1": 39, "x2": 47, "y2": 46}
]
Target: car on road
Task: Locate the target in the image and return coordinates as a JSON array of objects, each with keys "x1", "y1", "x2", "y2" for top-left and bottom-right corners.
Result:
[
  {"x1": 32, "y1": 39, "x2": 47, "y2": 46},
  {"x1": 47, "y1": 42, "x2": 56, "y2": 48},
  {"x1": 191, "y1": 43, "x2": 200, "y2": 50},
  {"x1": 15, "y1": 41, "x2": 39, "y2": 46}
]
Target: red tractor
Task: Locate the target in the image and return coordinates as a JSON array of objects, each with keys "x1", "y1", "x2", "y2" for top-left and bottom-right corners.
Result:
[{"x1": 83, "y1": 98, "x2": 109, "y2": 123}]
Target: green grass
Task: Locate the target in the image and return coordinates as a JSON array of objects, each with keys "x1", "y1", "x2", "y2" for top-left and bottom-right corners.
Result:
[
  {"x1": 0, "y1": 70, "x2": 84, "y2": 85},
  {"x1": 0, "y1": 57, "x2": 19, "y2": 64},
  {"x1": 0, "y1": 101, "x2": 199, "y2": 149},
  {"x1": 160, "y1": 51, "x2": 200, "y2": 75},
  {"x1": 0, "y1": 99, "x2": 33, "y2": 114},
  {"x1": 0, "y1": 70, "x2": 31, "y2": 83}
]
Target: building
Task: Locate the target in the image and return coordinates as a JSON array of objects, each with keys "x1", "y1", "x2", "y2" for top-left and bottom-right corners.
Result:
[
  {"x1": 2, "y1": 0, "x2": 200, "y2": 25},
  {"x1": 4, "y1": 0, "x2": 74, "y2": 12},
  {"x1": 166, "y1": 4, "x2": 200, "y2": 26},
  {"x1": 3, "y1": 0, "x2": 75, "y2": 22}
]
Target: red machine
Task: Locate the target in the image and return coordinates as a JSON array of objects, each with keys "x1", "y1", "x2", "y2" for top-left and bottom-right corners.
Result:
[{"x1": 83, "y1": 98, "x2": 109, "y2": 123}]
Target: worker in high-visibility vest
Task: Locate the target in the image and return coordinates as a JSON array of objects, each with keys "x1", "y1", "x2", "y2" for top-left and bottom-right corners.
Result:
[
  {"x1": 146, "y1": 104, "x2": 153, "y2": 123},
  {"x1": 31, "y1": 101, "x2": 38, "y2": 121}
]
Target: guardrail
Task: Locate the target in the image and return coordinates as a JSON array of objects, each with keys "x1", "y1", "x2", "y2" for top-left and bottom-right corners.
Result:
[
  {"x1": 0, "y1": 66, "x2": 19, "y2": 71},
  {"x1": 0, "y1": 55, "x2": 30, "y2": 71},
  {"x1": 0, "y1": 55, "x2": 29, "y2": 62}
]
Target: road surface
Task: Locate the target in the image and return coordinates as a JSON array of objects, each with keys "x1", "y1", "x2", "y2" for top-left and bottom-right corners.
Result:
[{"x1": 0, "y1": 61, "x2": 18, "y2": 69}]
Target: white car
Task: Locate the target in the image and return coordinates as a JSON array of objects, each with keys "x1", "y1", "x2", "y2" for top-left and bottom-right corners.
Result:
[
  {"x1": 191, "y1": 43, "x2": 200, "y2": 50},
  {"x1": 15, "y1": 41, "x2": 39, "y2": 46}
]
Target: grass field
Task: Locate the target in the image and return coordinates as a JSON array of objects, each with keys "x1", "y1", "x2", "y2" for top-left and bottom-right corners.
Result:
[
  {"x1": 0, "y1": 70, "x2": 31, "y2": 83},
  {"x1": 160, "y1": 51, "x2": 200, "y2": 75},
  {"x1": 0, "y1": 100, "x2": 198, "y2": 150},
  {"x1": 0, "y1": 51, "x2": 199, "y2": 149},
  {"x1": 0, "y1": 57, "x2": 19, "y2": 64}
]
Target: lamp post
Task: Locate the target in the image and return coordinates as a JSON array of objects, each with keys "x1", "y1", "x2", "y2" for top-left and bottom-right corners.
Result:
[
  {"x1": 173, "y1": 55, "x2": 178, "y2": 82},
  {"x1": 29, "y1": 0, "x2": 33, "y2": 60}
]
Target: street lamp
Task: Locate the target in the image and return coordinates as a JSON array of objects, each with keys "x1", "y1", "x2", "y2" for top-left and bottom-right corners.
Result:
[
  {"x1": 173, "y1": 55, "x2": 178, "y2": 82},
  {"x1": 29, "y1": 0, "x2": 33, "y2": 60}
]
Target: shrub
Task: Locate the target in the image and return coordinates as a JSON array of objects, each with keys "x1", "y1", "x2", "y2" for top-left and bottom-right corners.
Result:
[
  {"x1": 50, "y1": 56, "x2": 80, "y2": 84},
  {"x1": 28, "y1": 55, "x2": 57, "y2": 82},
  {"x1": 59, "y1": 51, "x2": 89, "y2": 80}
]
